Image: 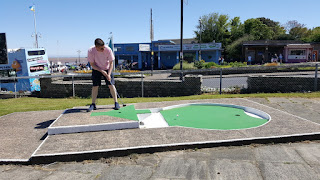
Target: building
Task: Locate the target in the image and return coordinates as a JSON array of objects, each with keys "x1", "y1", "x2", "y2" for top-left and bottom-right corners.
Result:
[
  {"x1": 0, "y1": 48, "x2": 50, "y2": 92},
  {"x1": 284, "y1": 44, "x2": 313, "y2": 63},
  {"x1": 311, "y1": 42, "x2": 320, "y2": 61},
  {"x1": 242, "y1": 40, "x2": 319, "y2": 64},
  {"x1": 114, "y1": 39, "x2": 223, "y2": 70}
]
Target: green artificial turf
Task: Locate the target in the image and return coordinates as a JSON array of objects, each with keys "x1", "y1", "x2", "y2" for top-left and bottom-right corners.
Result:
[
  {"x1": 160, "y1": 105, "x2": 268, "y2": 130},
  {"x1": 90, "y1": 105, "x2": 151, "y2": 121},
  {"x1": 91, "y1": 105, "x2": 139, "y2": 121}
]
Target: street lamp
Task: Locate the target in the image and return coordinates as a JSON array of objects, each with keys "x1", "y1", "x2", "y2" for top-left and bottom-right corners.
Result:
[{"x1": 199, "y1": 18, "x2": 202, "y2": 61}]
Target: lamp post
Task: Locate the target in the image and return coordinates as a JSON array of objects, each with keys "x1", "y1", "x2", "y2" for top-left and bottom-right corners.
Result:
[{"x1": 199, "y1": 18, "x2": 202, "y2": 61}]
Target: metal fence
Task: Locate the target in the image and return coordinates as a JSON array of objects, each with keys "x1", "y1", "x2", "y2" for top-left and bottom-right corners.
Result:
[{"x1": 0, "y1": 63, "x2": 319, "y2": 98}]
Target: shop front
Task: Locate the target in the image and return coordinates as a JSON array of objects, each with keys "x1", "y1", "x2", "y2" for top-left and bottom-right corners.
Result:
[{"x1": 284, "y1": 44, "x2": 313, "y2": 63}]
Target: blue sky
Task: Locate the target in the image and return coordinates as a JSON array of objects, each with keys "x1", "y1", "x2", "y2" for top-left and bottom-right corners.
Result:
[{"x1": 1, "y1": 0, "x2": 320, "y2": 57}]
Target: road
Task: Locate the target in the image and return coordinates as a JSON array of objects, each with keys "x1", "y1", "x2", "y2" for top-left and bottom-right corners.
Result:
[{"x1": 203, "y1": 77, "x2": 248, "y2": 89}]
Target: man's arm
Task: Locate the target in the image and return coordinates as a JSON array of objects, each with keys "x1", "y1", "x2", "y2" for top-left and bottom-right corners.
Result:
[
  {"x1": 108, "y1": 60, "x2": 114, "y2": 75},
  {"x1": 90, "y1": 62, "x2": 109, "y2": 79}
]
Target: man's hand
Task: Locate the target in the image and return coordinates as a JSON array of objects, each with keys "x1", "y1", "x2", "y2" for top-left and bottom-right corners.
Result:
[{"x1": 101, "y1": 70, "x2": 111, "y2": 81}]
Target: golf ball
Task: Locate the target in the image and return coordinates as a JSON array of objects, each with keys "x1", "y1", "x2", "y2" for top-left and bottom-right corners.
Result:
[{"x1": 176, "y1": 114, "x2": 179, "y2": 117}]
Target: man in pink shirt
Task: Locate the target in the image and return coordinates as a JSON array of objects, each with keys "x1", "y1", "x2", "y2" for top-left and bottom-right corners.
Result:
[{"x1": 87, "y1": 38, "x2": 120, "y2": 111}]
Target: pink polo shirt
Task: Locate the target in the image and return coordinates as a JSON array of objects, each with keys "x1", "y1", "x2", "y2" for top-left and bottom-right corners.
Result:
[{"x1": 87, "y1": 46, "x2": 114, "y2": 70}]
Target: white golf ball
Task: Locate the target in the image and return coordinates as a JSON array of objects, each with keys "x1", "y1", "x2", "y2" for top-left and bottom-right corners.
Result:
[{"x1": 176, "y1": 114, "x2": 179, "y2": 117}]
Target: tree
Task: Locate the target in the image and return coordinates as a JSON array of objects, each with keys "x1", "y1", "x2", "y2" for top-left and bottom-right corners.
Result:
[
  {"x1": 284, "y1": 20, "x2": 305, "y2": 33},
  {"x1": 257, "y1": 17, "x2": 286, "y2": 39},
  {"x1": 194, "y1": 13, "x2": 231, "y2": 47},
  {"x1": 230, "y1": 17, "x2": 244, "y2": 41},
  {"x1": 308, "y1": 27, "x2": 320, "y2": 42},
  {"x1": 244, "y1": 18, "x2": 273, "y2": 40},
  {"x1": 289, "y1": 26, "x2": 311, "y2": 40},
  {"x1": 275, "y1": 34, "x2": 295, "y2": 40},
  {"x1": 226, "y1": 35, "x2": 254, "y2": 61}
]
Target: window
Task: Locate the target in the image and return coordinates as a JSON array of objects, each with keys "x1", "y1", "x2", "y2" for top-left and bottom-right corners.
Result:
[
  {"x1": 28, "y1": 50, "x2": 45, "y2": 56},
  {"x1": 125, "y1": 46, "x2": 134, "y2": 52},
  {"x1": 290, "y1": 50, "x2": 306, "y2": 56},
  {"x1": 0, "y1": 69, "x2": 17, "y2": 83},
  {"x1": 115, "y1": 47, "x2": 122, "y2": 52}
]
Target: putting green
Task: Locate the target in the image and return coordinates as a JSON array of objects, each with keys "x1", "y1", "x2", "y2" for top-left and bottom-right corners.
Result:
[
  {"x1": 90, "y1": 105, "x2": 151, "y2": 121},
  {"x1": 160, "y1": 105, "x2": 268, "y2": 130}
]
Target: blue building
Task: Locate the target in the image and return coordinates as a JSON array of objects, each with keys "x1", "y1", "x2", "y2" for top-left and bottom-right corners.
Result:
[{"x1": 114, "y1": 38, "x2": 222, "y2": 70}]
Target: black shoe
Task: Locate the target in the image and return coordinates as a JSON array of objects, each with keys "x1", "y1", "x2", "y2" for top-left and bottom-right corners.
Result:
[
  {"x1": 114, "y1": 102, "x2": 120, "y2": 110},
  {"x1": 87, "y1": 103, "x2": 96, "y2": 112}
]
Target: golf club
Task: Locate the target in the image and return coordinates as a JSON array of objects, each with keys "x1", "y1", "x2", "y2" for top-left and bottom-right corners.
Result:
[{"x1": 109, "y1": 80, "x2": 126, "y2": 107}]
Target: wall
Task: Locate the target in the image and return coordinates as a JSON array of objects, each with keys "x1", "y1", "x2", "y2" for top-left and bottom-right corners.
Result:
[
  {"x1": 39, "y1": 75, "x2": 202, "y2": 98},
  {"x1": 247, "y1": 76, "x2": 320, "y2": 93},
  {"x1": 159, "y1": 52, "x2": 178, "y2": 68}
]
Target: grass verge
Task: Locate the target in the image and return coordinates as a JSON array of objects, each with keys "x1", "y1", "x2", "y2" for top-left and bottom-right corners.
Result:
[{"x1": 0, "y1": 92, "x2": 320, "y2": 116}]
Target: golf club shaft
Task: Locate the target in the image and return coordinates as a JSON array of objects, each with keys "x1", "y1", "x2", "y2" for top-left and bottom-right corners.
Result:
[{"x1": 109, "y1": 80, "x2": 125, "y2": 106}]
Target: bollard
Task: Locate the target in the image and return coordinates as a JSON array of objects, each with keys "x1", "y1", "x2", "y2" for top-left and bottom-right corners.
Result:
[
  {"x1": 72, "y1": 75, "x2": 75, "y2": 97},
  {"x1": 141, "y1": 73, "x2": 144, "y2": 97},
  {"x1": 315, "y1": 64, "x2": 319, "y2": 92},
  {"x1": 219, "y1": 68, "x2": 222, "y2": 95},
  {"x1": 14, "y1": 77, "x2": 17, "y2": 98}
]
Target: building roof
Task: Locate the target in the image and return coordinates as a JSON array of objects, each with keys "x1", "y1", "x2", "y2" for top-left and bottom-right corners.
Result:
[
  {"x1": 159, "y1": 38, "x2": 197, "y2": 45},
  {"x1": 285, "y1": 44, "x2": 312, "y2": 48},
  {"x1": 243, "y1": 40, "x2": 304, "y2": 46}
]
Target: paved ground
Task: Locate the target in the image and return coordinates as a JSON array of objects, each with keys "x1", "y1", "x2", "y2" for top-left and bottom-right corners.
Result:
[
  {"x1": 1, "y1": 97, "x2": 320, "y2": 179},
  {"x1": 0, "y1": 110, "x2": 63, "y2": 161},
  {"x1": 1, "y1": 141, "x2": 320, "y2": 180}
]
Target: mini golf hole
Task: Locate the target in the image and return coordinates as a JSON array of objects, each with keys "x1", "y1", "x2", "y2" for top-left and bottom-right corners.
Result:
[{"x1": 160, "y1": 104, "x2": 270, "y2": 130}]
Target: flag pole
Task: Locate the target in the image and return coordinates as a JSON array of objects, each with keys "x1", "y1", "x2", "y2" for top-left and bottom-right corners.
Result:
[
  {"x1": 30, "y1": 4, "x2": 38, "y2": 48},
  {"x1": 110, "y1": 32, "x2": 115, "y2": 70}
]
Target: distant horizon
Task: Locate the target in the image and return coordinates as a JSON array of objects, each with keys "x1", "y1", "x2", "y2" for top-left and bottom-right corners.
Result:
[{"x1": 48, "y1": 57, "x2": 88, "y2": 64}]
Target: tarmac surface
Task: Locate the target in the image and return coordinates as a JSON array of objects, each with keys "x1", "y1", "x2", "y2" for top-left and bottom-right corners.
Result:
[{"x1": 1, "y1": 97, "x2": 320, "y2": 179}]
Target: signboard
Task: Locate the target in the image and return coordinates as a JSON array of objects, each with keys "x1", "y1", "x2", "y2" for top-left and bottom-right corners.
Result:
[
  {"x1": 139, "y1": 44, "x2": 150, "y2": 51},
  {"x1": 159, "y1": 43, "x2": 222, "y2": 51},
  {"x1": 0, "y1": 33, "x2": 8, "y2": 64}
]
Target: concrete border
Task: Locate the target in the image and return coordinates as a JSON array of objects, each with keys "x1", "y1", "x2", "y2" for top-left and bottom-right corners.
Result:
[
  {"x1": 48, "y1": 121, "x2": 139, "y2": 135},
  {"x1": 30, "y1": 132, "x2": 320, "y2": 164}
]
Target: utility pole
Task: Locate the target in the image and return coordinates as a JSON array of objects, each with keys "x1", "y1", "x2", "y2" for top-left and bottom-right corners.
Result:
[
  {"x1": 150, "y1": 8, "x2": 154, "y2": 75},
  {"x1": 179, "y1": 0, "x2": 184, "y2": 80}
]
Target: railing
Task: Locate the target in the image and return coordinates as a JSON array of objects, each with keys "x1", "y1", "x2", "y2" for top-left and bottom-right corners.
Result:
[{"x1": 0, "y1": 63, "x2": 319, "y2": 98}]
